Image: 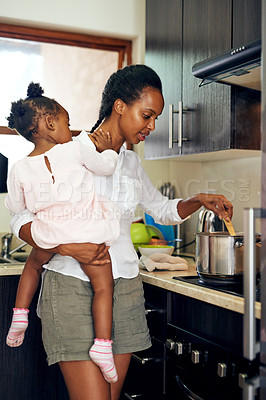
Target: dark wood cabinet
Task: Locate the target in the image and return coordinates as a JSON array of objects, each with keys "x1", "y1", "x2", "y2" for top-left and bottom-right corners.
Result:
[
  {"x1": 0, "y1": 276, "x2": 69, "y2": 400},
  {"x1": 120, "y1": 283, "x2": 168, "y2": 399},
  {"x1": 133, "y1": 282, "x2": 260, "y2": 400},
  {"x1": 145, "y1": 0, "x2": 182, "y2": 159},
  {"x1": 182, "y1": 0, "x2": 232, "y2": 155},
  {"x1": 233, "y1": 0, "x2": 261, "y2": 46},
  {"x1": 145, "y1": 0, "x2": 261, "y2": 159}
]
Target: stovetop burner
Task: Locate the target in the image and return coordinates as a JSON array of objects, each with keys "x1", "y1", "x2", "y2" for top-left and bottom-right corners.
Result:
[{"x1": 172, "y1": 275, "x2": 261, "y2": 302}]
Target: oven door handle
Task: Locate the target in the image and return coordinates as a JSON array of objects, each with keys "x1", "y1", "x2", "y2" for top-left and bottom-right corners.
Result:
[
  {"x1": 243, "y1": 208, "x2": 264, "y2": 360},
  {"x1": 175, "y1": 375, "x2": 205, "y2": 400}
]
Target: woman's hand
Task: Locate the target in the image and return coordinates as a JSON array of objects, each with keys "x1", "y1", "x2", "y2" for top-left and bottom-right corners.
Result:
[
  {"x1": 19, "y1": 222, "x2": 110, "y2": 265},
  {"x1": 90, "y1": 128, "x2": 113, "y2": 153},
  {"x1": 177, "y1": 193, "x2": 233, "y2": 221},
  {"x1": 55, "y1": 242, "x2": 110, "y2": 265}
]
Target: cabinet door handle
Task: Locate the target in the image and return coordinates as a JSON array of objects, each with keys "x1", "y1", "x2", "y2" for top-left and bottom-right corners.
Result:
[
  {"x1": 169, "y1": 102, "x2": 188, "y2": 150},
  {"x1": 131, "y1": 354, "x2": 155, "y2": 365},
  {"x1": 175, "y1": 375, "x2": 205, "y2": 400},
  {"x1": 125, "y1": 394, "x2": 144, "y2": 399},
  {"x1": 145, "y1": 308, "x2": 157, "y2": 314}
]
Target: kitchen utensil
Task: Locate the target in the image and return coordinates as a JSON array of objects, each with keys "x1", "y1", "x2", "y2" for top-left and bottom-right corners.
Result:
[
  {"x1": 138, "y1": 245, "x2": 174, "y2": 257},
  {"x1": 195, "y1": 232, "x2": 261, "y2": 283},
  {"x1": 223, "y1": 219, "x2": 236, "y2": 236}
]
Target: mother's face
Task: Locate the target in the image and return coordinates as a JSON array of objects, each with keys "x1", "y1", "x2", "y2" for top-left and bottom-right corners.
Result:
[{"x1": 117, "y1": 88, "x2": 164, "y2": 145}]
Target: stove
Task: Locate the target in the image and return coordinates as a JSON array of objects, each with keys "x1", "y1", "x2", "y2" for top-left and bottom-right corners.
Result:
[{"x1": 172, "y1": 275, "x2": 261, "y2": 302}]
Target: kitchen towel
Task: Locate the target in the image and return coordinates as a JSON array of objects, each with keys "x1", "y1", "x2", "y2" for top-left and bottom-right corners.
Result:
[{"x1": 139, "y1": 253, "x2": 188, "y2": 272}]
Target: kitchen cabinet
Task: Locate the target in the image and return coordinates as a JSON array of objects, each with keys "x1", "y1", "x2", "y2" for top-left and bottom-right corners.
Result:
[
  {"x1": 120, "y1": 283, "x2": 168, "y2": 399},
  {"x1": 0, "y1": 276, "x2": 69, "y2": 400},
  {"x1": 145, "y1": 0, "x2": 261, "y2": 159},
  {"x1": 131, "y1": 280, "x2": 260, "y2": 400},
  {"x1": 233, "y1": 0, "x2": 261, "y2": 46}
]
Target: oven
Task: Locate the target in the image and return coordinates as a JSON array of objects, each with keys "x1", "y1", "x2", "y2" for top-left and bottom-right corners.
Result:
[
  {"x1": 165, "y1": 276, "x2": 261, "y2": 400},
  {"x1": 166, "y1": 324, "x2": 259, "y2": 400}
]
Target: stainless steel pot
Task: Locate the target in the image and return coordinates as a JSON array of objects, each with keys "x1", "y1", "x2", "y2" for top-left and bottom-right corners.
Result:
[{"x1": 195, "y1": 232, "x2": 261, "y2": 283}]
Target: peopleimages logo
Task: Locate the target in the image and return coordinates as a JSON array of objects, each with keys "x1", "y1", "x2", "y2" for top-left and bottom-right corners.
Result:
[{"x1": 183, "y1": 178, "x2": 250, "y2": 202}]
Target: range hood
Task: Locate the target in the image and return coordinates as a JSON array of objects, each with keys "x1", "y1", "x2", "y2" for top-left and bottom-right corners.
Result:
[{"x1": 192, "y1": 38, "x2": 261, "y2": 90}]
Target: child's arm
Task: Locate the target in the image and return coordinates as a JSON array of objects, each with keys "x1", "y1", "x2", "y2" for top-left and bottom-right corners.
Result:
[
  {"x1": 78, "y1": 131, "x2": 118, "y2": 176},
  {"x1": 91, "y1": 129, "x2": 112, "y2": 152},
  {"x1": 5, "y1": 162, "x2": 27, "y2": 215}
]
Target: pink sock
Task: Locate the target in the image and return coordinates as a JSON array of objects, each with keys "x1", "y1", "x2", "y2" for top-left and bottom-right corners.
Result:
[
  {"x1": 6, "y1": 308, "x2": 29, "y2": 347},
  {"x1": 89, "y1": 338, "x2": 118, "y2": 383}
]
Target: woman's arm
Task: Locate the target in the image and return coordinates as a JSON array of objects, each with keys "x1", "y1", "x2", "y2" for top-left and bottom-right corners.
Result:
[
  {"x1": 19, "y1": 222, "x2": 109, "y2": 265},
  {"x1": 177, "y1": 193, "x2": 233, "y2": 220}
]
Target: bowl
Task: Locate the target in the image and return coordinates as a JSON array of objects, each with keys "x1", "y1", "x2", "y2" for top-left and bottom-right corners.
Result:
[{"x1": 138, "y1": 245, "x2": 174, "y2": 257}]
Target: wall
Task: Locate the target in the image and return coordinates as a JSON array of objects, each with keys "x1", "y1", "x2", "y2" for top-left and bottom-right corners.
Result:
[
  {"x1": 135, "y1": 142, "x2": 261, "y2": 254},
  {"x1": 0, "y1": 0, "x2": 146, "y2": 62}
]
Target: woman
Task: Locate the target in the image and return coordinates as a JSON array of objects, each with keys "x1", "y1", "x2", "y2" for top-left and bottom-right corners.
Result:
[{"x1": 10, "y1": 64, "x2": 233, "y2": 400}]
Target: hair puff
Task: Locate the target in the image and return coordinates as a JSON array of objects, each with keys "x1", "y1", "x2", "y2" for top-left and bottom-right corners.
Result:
[{"x1": 27, "y1": 82, "x2": 44, "y2": 98}]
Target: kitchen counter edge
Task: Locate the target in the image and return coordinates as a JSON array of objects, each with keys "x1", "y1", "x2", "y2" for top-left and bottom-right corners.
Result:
[{"x1": 139, "y1": 265, "x2": 261, "y2": 319}]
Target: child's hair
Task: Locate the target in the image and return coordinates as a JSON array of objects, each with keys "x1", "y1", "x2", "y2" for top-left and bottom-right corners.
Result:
[
  {"x1": 90, "y1": 64, "x2": 163, "y2": 132},
  {"x1": 7, "y1": 82, "x2": 62, "y2": 142}
]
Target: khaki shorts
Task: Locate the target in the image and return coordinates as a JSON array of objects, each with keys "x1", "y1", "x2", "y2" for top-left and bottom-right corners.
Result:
[{"x1": 39, "y1": 270, "x2": 151, "y2": 365}]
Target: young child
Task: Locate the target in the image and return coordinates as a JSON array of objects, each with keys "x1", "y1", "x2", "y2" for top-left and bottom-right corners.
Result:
[{"x1": 5, "y1": 82, "x2": 121, "y2": 383}]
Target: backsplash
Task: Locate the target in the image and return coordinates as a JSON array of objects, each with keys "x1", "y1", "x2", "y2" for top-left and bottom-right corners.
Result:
[{"x1": 134, "y1": 142, "x2": 261, "y2": 254}]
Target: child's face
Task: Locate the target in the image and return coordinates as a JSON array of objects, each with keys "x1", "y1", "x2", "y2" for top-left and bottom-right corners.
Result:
[{"x1": 53, "y1": 107, "x2": 72, "y2": 144}]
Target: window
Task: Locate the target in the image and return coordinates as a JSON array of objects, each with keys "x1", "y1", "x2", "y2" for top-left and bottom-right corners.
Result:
[
  {"x1": 0, "y1": 23, "x2": 132, "y2": 165},
  {"x1": 0, "y1": 23, "x2": 131, "y2": 134}
]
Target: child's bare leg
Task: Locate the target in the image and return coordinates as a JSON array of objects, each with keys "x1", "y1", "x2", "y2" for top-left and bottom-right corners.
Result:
[
  {"x1": 6, "y1": 248, "x2": 54, "y2": 347},
  {"x1": 80, "y1": 253, "x2": 118, "y2": 383}
]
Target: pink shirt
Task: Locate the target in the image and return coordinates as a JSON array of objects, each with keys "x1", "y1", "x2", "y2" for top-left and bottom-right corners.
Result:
[{"x1": 5, "y1": 141, "x2": 120, "y2": 248}]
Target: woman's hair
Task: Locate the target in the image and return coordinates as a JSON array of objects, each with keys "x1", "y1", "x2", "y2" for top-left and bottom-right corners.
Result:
[
  {"x1": 90, "y1": 64, "x2": 163, "y2": 132},
  {"x1": 7, "y1": 82, "x2": 61, "y2": 142}
]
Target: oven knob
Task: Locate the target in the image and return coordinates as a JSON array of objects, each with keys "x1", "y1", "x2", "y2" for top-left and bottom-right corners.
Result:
[
  {"x1": 217, "y1": 362, "x2": 227, "y2": 378},
  {"x1": 191, "y1": 350, "x2": 201, "y2": 364},
  {"x1": 175, "y1": 342, "x2": 183, "y2": 355},
  {"x1": 166, "y1": 339, "x2": 175, "y2": 351}
]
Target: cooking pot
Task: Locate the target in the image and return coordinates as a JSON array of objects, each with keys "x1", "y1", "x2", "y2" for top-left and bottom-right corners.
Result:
[{"x1": 195, "y1": 232, "x2": 261, "y2": 283}]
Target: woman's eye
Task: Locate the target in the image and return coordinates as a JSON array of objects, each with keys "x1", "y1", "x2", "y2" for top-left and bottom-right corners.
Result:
[{"x1": 143, "y1": 114, "x2": 151, "y2": 119}]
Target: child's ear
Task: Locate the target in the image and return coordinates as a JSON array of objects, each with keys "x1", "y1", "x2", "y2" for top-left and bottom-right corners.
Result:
[
  {"x1": 45, "y1": 114, "x2": 55, "y2": 130},
  {"x1": 114, "y1": 99, "x2": 125, "y2": 115}
]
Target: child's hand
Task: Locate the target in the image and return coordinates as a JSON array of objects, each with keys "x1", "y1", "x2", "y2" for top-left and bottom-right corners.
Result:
[{"x1": 91, "y1": 128, "x2": 113, "y2": 152}]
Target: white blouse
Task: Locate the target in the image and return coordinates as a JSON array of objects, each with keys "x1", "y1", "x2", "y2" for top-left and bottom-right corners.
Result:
[{"x1": 9, "y1": 130, "x2": 186, "y2": 281}]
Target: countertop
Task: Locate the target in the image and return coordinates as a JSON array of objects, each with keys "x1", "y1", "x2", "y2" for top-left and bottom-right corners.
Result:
[
  {"x1": 1, "y1": 259, "x2": 261, "y2": 319},
  {"x1": 139, "y1": 262, "x2": 261, "y2": 320}
]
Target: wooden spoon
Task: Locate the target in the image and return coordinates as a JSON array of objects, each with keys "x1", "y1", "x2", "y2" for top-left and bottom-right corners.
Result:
[{"x1": 223, "y1": 218, "x2": 236, "y2": 236}]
